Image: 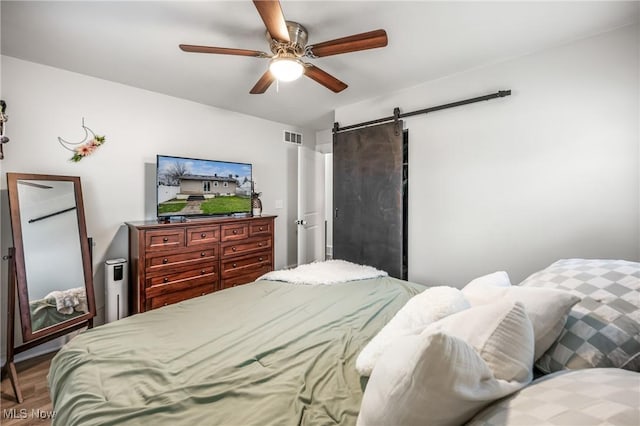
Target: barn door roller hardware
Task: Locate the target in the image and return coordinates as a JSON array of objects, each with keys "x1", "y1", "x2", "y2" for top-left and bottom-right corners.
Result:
[
  {"x1": 392, "y1": 107, "x2": 401, "y2": 136},
  {"x1": 333, "y1": 90, "x2": 511, "y2": 134}
]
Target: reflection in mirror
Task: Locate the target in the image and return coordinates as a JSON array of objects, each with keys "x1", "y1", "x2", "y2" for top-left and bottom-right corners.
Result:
[{"x1": 17, "y1": 179, "x2": 88, "y2": 332}]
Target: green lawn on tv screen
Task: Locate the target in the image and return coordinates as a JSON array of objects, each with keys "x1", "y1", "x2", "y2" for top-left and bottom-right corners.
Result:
[
  {"x1": 158, "y1": 201, "x2": 187, "y2": 214},
  {"x1": 158, "y1": 196, "x2": 250, "y2": 215},
  {"x1": 200, "y1": 196, "x2": 250, "y2": 214}
]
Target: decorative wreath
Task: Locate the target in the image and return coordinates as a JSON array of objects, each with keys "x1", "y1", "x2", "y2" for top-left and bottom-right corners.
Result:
[{"x1": 58, "y1": 119, "x2": 106, "y2": 162}]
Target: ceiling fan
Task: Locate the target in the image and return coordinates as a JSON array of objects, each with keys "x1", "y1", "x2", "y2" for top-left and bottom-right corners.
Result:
[{"x1": 179, "y1": 0, "x2": 388, "y2": 94}]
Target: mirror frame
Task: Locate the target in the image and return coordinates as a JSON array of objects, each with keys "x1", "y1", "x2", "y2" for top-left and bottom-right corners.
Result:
[{"x1": 7, "y1": 172, "x2": 96, "y2": 342}]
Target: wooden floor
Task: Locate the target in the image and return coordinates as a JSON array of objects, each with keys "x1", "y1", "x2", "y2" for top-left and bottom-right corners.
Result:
[{"x1": 0, "y1": 352, "x2": 56, "y2": 426}]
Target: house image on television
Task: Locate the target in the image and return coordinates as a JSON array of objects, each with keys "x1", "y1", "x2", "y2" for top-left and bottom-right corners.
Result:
[{"x1": 176, "y1": 174, "x2": 239, "y2": 199}]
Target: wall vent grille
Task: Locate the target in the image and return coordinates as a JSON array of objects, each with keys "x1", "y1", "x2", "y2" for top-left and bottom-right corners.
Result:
[{"x1": 284, "y1": 130, "x2": 303, "y2": 145}]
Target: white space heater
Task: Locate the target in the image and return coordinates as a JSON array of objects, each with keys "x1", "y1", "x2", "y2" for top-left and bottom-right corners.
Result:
[{"x1": 105, "y1": 258, "x2": 128, "y2": 322}]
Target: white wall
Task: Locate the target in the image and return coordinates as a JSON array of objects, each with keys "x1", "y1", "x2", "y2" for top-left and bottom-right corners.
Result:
[
  {"x1": 0, "y1": 56, "x2": 307, "y2": 359},
  {"x1": 334, "y1": 24, "x2": 639, "y2": 287}
]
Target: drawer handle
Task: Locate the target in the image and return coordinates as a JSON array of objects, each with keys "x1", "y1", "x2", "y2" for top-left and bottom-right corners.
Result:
[
  {"x1": 163, "y1": 277, "x2": 169, "y2": 283},
  {"x1": 259, "y1": 227, "x2": 264, "y2": 231},
  {"x1": 201, "y1": 233, "x2": 206, "y2": 238},
  {"x1": 201, "y1": 292, "x2": 206, "y2": 296},
  {"x1": 163, "y1": 237, "x2": 168, "y2": 242},
  {"x1": 232, "y1": 230, "x2": 238, "y2": 235},
  {"x1": 201, "y1": 270, "x2": 206, "y2": 274},
  {"x1": 201, "y1": 252, "x2": 206, "y2": 257},
  {"x1": 232, "y1": 263, "x2": 237, "y2": 268},
  {"x1": 259, "y1": 257, "x2": 263, "y2": 261},
  {"x1": 162, "y1": 258, "x2": 168, "y2": 264},
  {"x1": 258, "y1": 242, "x2": 263, "y2": 247},
  {"x1": 164, "y1": 303, "x2": 168, "y2": 306},
  {"x1": 232, "y1": 247, "x2": 237, "y2": 252}
]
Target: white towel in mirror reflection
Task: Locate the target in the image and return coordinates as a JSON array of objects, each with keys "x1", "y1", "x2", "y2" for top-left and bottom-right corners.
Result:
[{"x1": 44, "y1": 287, "x2": 88, "y2": 314}]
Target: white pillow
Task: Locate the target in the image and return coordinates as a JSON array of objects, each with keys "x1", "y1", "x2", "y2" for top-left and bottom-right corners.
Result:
[
  {"x1": 356, "y1": 286, "x2": 469, "y2": 376},
  {"x1": 425, "y1": 300, "x2": 534, "y2": 383},
  {"x1": 463, "y1": 270, "x2": 511, "y2": 291},
  {"x1": 357, "y1": 332, "x2": 529, "y2": 426},
  {"x1": 462, "y1": 273, "x2": 580, "y2": 360}
]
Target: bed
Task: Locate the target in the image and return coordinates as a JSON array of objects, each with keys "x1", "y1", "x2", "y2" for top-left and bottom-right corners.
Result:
[
  {"x1": 48, "y1": 259, "x2": 640, "y2": 426},
  {"x1": 29, "y1": 287, "x2": 87, "y2": 331},
  {"x1": 29, "y1": 299, "x2": 84, "y2": 331},
  {"x1": 48, "y1": 269, "x2": 424, "y2": 426}
]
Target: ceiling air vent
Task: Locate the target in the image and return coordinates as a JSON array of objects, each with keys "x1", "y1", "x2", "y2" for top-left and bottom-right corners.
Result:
[{"x1": 284, "y1": 130, "x2": 302, "y2": 145}]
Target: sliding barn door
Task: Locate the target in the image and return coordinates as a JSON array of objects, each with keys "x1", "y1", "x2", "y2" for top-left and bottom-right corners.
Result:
[{"x1": 333, "y1": 121, "x2": 407, "y2": 279}]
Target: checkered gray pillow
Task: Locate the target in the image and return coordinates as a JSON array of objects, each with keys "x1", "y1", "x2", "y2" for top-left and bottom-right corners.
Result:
[
  {"x1": 520, "y1": 258, "x2": 639, "y2": 373},
  {"x1": 467, "y1": 368, "x2": 640, "y2": 425}
]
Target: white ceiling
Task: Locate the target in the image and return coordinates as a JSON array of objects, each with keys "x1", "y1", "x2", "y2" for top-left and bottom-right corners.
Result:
[{"x1": 2, "y1": 1, "x2": 638, "y2": 130}]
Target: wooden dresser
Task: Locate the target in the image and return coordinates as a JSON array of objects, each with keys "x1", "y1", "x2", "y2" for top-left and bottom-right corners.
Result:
[{"x1": 126, "y1": 215, "x2": 276, "y2": 314}]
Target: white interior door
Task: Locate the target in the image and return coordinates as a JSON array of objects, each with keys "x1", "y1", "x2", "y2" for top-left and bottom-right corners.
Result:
[{"x1": 297, "y1": 145, "x2": 325, "y2": 265}]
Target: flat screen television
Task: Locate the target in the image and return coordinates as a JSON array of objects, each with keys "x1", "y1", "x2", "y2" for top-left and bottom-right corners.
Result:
[{"x1": 156, "y1": 155, "x2": 252, "y2": 219}]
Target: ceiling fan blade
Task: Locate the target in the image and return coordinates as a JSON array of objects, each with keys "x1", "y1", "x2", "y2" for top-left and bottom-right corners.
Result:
[
  {"x1": 179, "y1": 44, "x2": 269, "y2": 58},
  {"x1": 307, "y1": 29, "x2": 388, "y2": 58},
  {"x1": 252, "y1": 0, "x2": 290, "y2": 42},
  {"x1": 250, "y1": 70, "x2": 276, "y2": 94},
  {"x1": 304, "y1": 64, "x2": 348, "y2": 93}
]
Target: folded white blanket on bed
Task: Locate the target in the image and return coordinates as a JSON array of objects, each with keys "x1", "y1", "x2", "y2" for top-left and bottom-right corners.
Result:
[
  {"x1": 45, "y1": 287, "x2": 87, "y2": 315},
  {"x1": 258, "y1": 259, "x2": 388, "y2": 285}
]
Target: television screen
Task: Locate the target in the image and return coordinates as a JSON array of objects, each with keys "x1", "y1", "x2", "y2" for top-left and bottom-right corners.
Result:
[{"x1": 156, "y1": 155, "x2": 252, "y2": 218}]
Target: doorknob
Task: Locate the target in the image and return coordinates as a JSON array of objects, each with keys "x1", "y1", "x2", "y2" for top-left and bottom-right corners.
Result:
[{"x1": 295, "y1": 219, "x2": 307, "y2": 225}]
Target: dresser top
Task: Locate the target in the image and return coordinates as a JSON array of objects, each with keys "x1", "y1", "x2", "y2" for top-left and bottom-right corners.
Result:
[{"x1": 126, "y1": 214, "x2": 277, "y2": 230}]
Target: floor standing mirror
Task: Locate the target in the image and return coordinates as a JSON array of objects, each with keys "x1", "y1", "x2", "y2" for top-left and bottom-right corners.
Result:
[{"x1": 2, "y1": 173, "x2": 96, "y2": 403}]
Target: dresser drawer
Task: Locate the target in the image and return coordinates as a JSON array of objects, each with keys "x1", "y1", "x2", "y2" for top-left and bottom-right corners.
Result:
[
  {"x1": 145, "y1": 229, "x2": 185, "y2": 251},
  {"x1": 220, "y1": 237, "x2": 272, "y2": 258},
  {"x1": 145, "y1": 248, "x2": 217, "y2": 272},
  {"x1": 149, "y1": 283, "x2": 214, "y2": 309},
  {"x1": 221, "y1": 252, "x2": 272, "y2": 278},
  {"x1": 249, "y1": 220, "x2": 273, "y2": 237},
  {"x1": 220, "y1": 266, "x2": 272, "y2": 290},
  {"x1": 146, "y1": 265, "x2": 217, "y2": 288},
  {"x1": 186, "y1": 225, "x2": 220, "y2": 247},
  {"x1": 220, "y1": 223, "x2": 249, "y2": 242}
]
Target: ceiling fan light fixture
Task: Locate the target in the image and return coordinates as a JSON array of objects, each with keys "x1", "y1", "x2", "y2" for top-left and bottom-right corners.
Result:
[{"x1": 269, "y1": 57, "x2": 303, "y2": 82}]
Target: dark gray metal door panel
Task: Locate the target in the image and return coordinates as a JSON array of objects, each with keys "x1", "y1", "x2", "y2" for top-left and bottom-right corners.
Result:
[{"x1": 333, "y1": 121, "x2": 404, "y2": 278}]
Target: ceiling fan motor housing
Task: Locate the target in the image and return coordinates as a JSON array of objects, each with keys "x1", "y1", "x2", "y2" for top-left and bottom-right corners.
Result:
[{"x1": 267, "y1": 21, "x2": 308, "y2": 57}]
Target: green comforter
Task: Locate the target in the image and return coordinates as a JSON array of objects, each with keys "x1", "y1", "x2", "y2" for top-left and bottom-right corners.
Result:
[{"x1": 48, "y1": 277, "x2": 425, "y2": 426}]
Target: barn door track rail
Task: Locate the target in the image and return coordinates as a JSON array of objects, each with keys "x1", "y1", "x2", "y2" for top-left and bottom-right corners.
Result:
[{"x1": 333, "y1": 89, "x2": 511, "y2": 134}]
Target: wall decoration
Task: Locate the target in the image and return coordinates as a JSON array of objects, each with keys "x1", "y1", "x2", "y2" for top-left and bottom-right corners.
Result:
[
  {"x1": 0, "y1": 100, "x2": 9, "y2": 160},
  {"x1": 58, "y1": 118, "x2": 106, "y2": 162}
]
